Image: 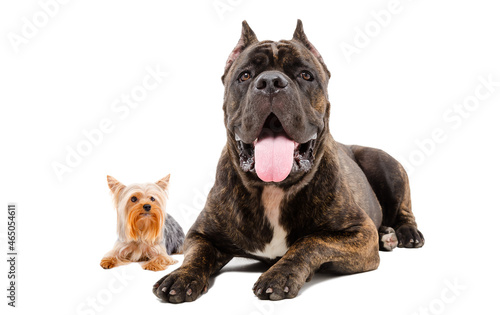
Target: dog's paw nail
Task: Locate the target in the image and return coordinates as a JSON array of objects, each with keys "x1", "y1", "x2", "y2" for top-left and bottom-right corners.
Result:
[
  {"x1": 186, "y1": 288, "x2": 192, "y2": 296},
  {"x1": 256, "y1": 288, "x2": 262, "y2": 295},
  {"x1": 203, "y1": 286, "x2": 208, "y2": 293},
  {"x1": 169, "y1": 290, "x2": 176, "y2": 295},
  {"x1": 252, "y1": 283, "x2": 256, "y2": 290},
  {"x1": 266, "y1": 288, "x2": 273, "y2": 294},
  {"x1": 161, "y1": 287, "x2": 167, "y2": 292},
  {"x1": 284, "y1": 286, "x2": 289, "y2": 293}
]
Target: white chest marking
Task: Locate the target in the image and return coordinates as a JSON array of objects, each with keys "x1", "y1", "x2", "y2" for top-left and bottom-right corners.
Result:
[{"x1": 249, "y1": 186, "x2": 289, "y2": 259}]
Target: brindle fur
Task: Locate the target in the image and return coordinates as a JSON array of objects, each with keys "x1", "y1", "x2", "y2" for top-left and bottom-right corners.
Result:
[{"x1": 153, "y1": 20, "x2": 424, "y2": 303}]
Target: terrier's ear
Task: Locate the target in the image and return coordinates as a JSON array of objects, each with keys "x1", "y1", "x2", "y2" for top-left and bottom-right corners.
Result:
[
  {"x1": 107, "y1": 175, "x2": 125, "y2": 194},
  {"x1": 292, "y1": 19, "x2": 330, "y2": 77},
  {"x1": 221, "y1": 20, "x2": 259, "y2": 82},
  {"x1": 156, "y1": 174, "x2": 171, "y2": 191}
]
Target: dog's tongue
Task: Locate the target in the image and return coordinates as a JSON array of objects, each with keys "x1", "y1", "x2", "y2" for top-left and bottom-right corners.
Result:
[{"x1": 254, "y1": 130, "x2": 295, "y2": 182}]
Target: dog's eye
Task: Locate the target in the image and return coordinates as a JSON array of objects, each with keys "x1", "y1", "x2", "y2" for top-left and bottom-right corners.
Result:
[
  {"x1": 150, "y1": 197, "x2": 155, "y2": 202},
  {"x1": 131, "y1": 196, "x2": 137, "y2": 202},
  {"x1": 299, "y1": 71, "x2": 314, "y2": 81},
  {"x1": 238, "y1": 71, "x2": 252, "y2": 82}
]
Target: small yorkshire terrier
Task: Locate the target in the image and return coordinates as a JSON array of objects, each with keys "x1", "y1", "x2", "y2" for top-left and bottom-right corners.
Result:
[{"x1": 100, "y1": 174, "x2": 185, "y2": 271}]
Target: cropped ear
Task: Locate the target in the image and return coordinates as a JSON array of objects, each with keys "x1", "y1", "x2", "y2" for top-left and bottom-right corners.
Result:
[
  {"x1": 221, "y1": 20, "x2": 259, "y2": 82},
  {"x1": 292, "y1": 19, "x2": 330, "y2": 77},
  {"x1": 156, "y1": 174, "x2": 171, "y2": 191},
  {"x1": 107, "y1": 175, "x2": 125, "y2": 194}
]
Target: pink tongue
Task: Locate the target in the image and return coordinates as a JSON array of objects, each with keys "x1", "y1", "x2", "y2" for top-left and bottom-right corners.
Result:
[{"x1": 254, "y1": 130, "x2": 295, "y2": 182}]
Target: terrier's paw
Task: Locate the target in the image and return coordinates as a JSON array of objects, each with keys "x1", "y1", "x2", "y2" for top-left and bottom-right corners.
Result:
[
  {"x1": 379, "y1": 226, "x2": 398, "y2": 251},
  {"x1": 153, "y1": 268, "x2": 208, "y2": 303},
  {"x1": 253, "y1": 266, "x2": 305, "y2": 300},
  {"x1": 142, "y1": 255, "x2": 177, "y2": 271},
  {"x1": 396, "y1": 224, "x2": 425, "y2": 248},
  {"x1": 100, "y1": 257, "x2": 117, "y2": 269}
]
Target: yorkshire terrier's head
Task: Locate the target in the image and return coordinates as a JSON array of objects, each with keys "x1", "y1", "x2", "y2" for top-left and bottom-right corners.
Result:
[{"x1": 107, "y1": 175, "x2": 170, "y2": 244}]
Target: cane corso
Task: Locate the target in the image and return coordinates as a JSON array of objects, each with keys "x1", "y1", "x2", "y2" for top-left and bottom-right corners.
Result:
[{"x1": 153, "y1": 20, "x2": 424, "y2": 303}]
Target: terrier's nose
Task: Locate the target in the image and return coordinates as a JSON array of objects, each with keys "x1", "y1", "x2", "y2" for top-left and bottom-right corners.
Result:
[{"x1": 143, "y1": 204, "x2": 151, "y2": 211}]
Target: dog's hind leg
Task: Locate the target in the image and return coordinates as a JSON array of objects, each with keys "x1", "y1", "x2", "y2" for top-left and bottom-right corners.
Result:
[
  {"x1": 350, "y1": 145, "x2": 424, "y2": 248},
  {"x1": 378, "y1": 226, "x2": 398, "y2": 251},
  {"x1": 164, "y1": 213, "x2": 185, "y2": 255}
]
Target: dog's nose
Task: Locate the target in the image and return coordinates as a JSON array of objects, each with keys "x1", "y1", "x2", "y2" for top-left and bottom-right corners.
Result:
[
  {"x1": 143, "y1": 204, "x2": 151, "y2": 211},
  {"x1": 254, "y1": 71, "x2": 288, "y2": 94}
]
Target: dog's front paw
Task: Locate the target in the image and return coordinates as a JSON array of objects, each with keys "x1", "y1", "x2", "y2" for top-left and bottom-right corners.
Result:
[
  {"x1": 253, "y1": 265, "x2": 306, "y2": 300},
  {"x1": 100, "y1": 257, "x2": 118, "y2": 269},
  {"x1": 153, "y1": 268, "x2": 208, "y2": 303},
  {"x1": 143, "y1": 255, "x2": 177, "y2": 271},
  {"x1": 396, "y1": 224, "x2": 424, "y2": 248}
]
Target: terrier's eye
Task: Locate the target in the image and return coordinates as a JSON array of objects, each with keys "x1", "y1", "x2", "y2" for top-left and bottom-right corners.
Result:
[
  {"x1": 299, "y1": 71, "x2": 314, "y2": 81},
  {"x1": 238, "y1": 71, "x2": 252, "y2": 82},
  {"x1": 150, "y1": 197, "x2": 155, "y2": 202},
  {"x1": 131, "y1": 196, "x2": 137, "y2": 202}
]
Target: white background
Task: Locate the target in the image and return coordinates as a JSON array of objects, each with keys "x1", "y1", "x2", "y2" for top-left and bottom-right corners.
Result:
[{"x1": 1, "y1": 0, "x2": 499, "y2": 314}]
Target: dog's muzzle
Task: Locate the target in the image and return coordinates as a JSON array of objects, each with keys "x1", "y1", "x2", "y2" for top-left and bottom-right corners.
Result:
[{"x1": 236, "y1": 113, "x2": 316, "y2": 182}]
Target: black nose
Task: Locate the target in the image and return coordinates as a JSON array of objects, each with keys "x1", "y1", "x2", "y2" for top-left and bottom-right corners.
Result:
[
  {"x1": 143, "y1": 204, "x2": 151, "y2": 211},
  {"x1": 254, "y1": 71, "x2": 288, "y2": 94}
]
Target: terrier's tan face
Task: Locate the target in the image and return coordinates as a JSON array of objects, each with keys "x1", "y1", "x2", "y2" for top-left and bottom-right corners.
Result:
[{"x1": 107, "y1": 175, "x2": 170, "y2": 244}]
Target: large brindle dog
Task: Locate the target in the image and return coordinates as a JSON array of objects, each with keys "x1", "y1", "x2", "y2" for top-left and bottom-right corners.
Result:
[{"x1": 153, "y1": 20, "x2": 424, "y2": 303}]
